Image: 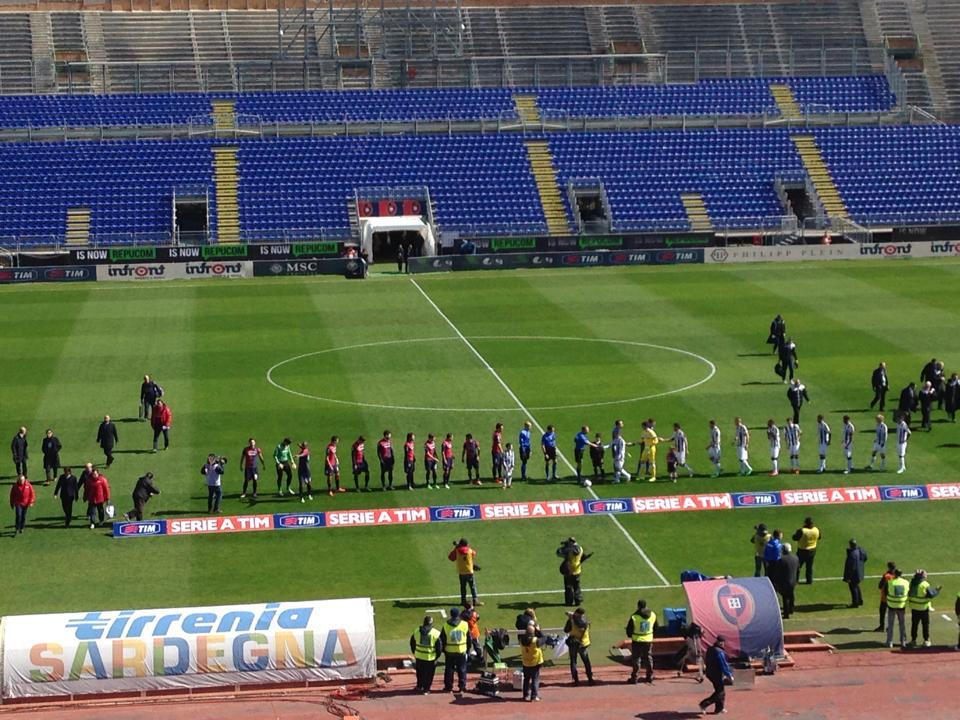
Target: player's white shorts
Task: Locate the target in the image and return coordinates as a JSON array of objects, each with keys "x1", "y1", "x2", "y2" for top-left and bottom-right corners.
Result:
[
  {"x1": 770, "y1": 445, "x2": 781, "y2": 460},
  {"x1": 818, "y1": 443, "x2": 829, "y2": 456},
  {"x1": 613, "y1": 459, "x2": 624, "y2": 472},
  {"x1": 844, "y1": 447, "x2": 853, "y2": 459},
  {"x1": 789, "y1": 444, "x2": 800, "y2": 457},
  {"x1": 736, "y1": 447, "x2": 748, "y2": 462},
  {"x1": 873, "y1": 442, "x2": 886, "y2": 454},
  {"x1": 708, "y1": 448, "x2": 721, "y2": 462},
  {"x1": 676, "y1": 451, "x2": 687, "y2": 466},
  {"x1": 897, "y1": 442, "x2": 907, "y2": 458}
]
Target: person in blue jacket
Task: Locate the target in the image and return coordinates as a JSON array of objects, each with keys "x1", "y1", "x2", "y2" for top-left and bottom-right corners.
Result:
[{"x1": 699, "y1": 635, "x2": 734, "y2": 715}]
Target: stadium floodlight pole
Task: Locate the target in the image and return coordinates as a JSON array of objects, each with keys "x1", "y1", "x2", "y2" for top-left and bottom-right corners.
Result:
[{"x1": 409, "y1": 278, "x2": 669, "y2": 586}]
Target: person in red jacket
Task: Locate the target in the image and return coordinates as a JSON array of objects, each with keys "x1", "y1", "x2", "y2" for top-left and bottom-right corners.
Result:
[
  {"x1": 9, "y1": 474, "x2": 35, "y2": 535},
  {"x1": 85, "y1": 468, "x2": 111, "y2": 529},
  {"x1": 151, "y1": 399, "x2": 172, "y2": 452}
]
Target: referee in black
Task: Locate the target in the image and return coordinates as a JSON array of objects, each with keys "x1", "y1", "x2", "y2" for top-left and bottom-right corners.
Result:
[{"x1": 870, "y1": 361, "x2": 889, "y2": 411}]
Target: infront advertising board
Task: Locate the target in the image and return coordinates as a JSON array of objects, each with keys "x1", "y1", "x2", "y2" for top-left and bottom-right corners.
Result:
[
  {"x1": 0, "y1": 598, "x2": 376, "y2": 699},
  {"x1": 96, "y1": 261, "x2": 252, "y2": 281}
]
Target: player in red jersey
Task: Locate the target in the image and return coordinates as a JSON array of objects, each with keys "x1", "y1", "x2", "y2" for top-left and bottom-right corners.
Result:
[
  {"x1": 462, "y1": 433, "x2": 481, "y2": 485},
  {"x1": 441, "y1": 433, "x2": 455, "y2": 489},
  {"x1": 239, "y1": 438, "x2": 264, "y2": 499},
  {"x1": 377, "y1": 430, "x2": 394, "y2": 490},
  {"x1": 491, "y1": 422, "x2": 505, "y2": 485},
  {"x1": 325, "y1": 436, "x2": 343, "y2": 496},
  {"x1": 424, "y1": 433, "x2": 439, "y2": 489},
  {"x1": 352, "y1": 435, "x2": 370, "y2": 491},
  {"x1": 404, "y1": 432, "x2": 417, "y2": 490}
]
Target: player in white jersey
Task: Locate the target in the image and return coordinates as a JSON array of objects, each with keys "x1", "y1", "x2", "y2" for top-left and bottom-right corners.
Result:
[
  {"x1": 784, "y1": 418, "x2": 802, "y2": 474},
  {"x1": 607, "y1": 432, "x2": 633, "y2": 483},
  {"x1": 734, "y1": 417, "x2": 752, "y2": 476},
  {"x1": 841, "y1": 415, "x2": 856, "y2": 475},
  {"x1": 866, "y1": 414, "x2": 888, "y2": 471},
  {"x1": 706, "y1": 420, "x2": 722, "y2": 477},
  {"x1": 896, "y1": 418, "x2": 911, "y2": 474},
  {"x1": 670, "y1": 422, "x2": 694, "y2": 477},
  {"x1": 816, "y1": 415, "x2": 831, "y2": 473},
  {"x1": 766, "y1": 419, "x2": 781, "y2": 477}
]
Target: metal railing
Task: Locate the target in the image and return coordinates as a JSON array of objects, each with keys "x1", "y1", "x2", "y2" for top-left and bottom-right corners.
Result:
[{"x1": 0, "y1": 45, "x2": 892, "y2": 96}]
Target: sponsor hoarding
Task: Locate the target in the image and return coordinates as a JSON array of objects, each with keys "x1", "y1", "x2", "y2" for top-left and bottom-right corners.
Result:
[
  {"x1": 18, "y1": 243, "x2": 344, "y2": 267},
  {"x1": 0, "y1": 598, "x2": 376, "y2": 699},
  {"x1": 96, "y1": 262, "x2": 252, "y2": 281},
  {"x1": 252, "y1": 259, "x2": 350, "y2": 277},
  {"x1": 409, "y1": 249, "x2": 704, "y2": 274},
  {"x1": 0, "y1": 265, "x2": 96, "y2": 285}
]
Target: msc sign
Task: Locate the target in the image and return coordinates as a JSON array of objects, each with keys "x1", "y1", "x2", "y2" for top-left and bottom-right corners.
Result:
[
  {"x1": 112, "y1": 521, "x2": 166, "y2": 537},
  {"x1": 582, "y1": 499, "x2": 631, "y2": 514},
  {"x1": 274, "y1": 512, "x2": 326, "y2": 529},
  {"x1": 430, "y1": 505, "x2": 481, "y2": 522},
  {"x1": 732, "y1": 492, "x2": 783, "y2": 508}
]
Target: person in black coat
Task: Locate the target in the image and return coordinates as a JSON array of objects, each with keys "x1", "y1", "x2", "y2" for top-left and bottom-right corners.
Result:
[
  {"x1": 919, "y1": 381, "x2": 936, "y2": 431},
  {"x1": 41, "y1": 429, "x2": 62, "y2": 486},
  {"x1": 787, "y1": 379, "x2": 810, "y2": 424},
  {"x1": 96, "y1": 415, "x2": 119, "y2": 467},
  {"x1": 897, "y1": 383, "x2": 918, "y2": 427},
  {"x1": 776, "y1": 337, "x2": 798, "y2": 382},
  {"x1": 124, "y1": 472, "x2": 160, "y2": 521},
  {"x1": 139, "y1": 375, "x2": 163, "y2": 422},
  {"x1": 768, "y1": 315, "x2": 786, "y2": 355},
  {"x1": 945, "y1": 373, "x2": 959, "y2": 423},
  {"x1": 843, "y1": 539, "x2": 868, "y2": 608},
  {"x1": 775, "y1": 543, "x2": 800, "y2": 619},
  {"x1": 870, "y1": 362, "x2": 889, "y2": 411},
  {"x1": 10, "y1": 426, "x2": 28, "y2": 477},
  {"x1": 53, "y1": 467, "x2": 79, "y2": 527},
  {"x1": 920, "y1": 358, "x2": 939, "y2": 387}
]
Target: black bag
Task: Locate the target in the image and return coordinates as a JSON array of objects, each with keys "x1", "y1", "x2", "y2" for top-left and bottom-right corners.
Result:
[{"x1": 774, "y1": 362, "x2": 784, "y2": 378}]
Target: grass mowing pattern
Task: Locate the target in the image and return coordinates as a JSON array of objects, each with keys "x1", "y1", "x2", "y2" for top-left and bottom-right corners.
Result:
[{"x1": 1, "y1": 260, "x2": 959, "y2": 656}]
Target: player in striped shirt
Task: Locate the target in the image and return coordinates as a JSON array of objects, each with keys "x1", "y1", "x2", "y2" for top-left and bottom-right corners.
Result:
[
  {"x1": 866, "y1": 414, "x2": 888, "y2": 471},
  {"x1": 816, "y1": 416, "x2": 831, "y2": 474},
  {"x1": 841, "y1": 416, "x2": 856, "y2": 475},
  {"x1": 784, "y1": 418, "x2": 802, "y2": 475},
  {"x1": 424, "y1": 434, "x2": 439, "y2": 489},
  {"x1": 766, "y1": 419, "x2": 781, "y2": 477},
  {"x1": 607, "y1": 431, "x2": 633, "y2": 483},
  {"x1": 706, "y1": 420, "x2": 722, "y2": 477},
  {"x1": 670, "y1": 423, "x2": 694, "y2": 477},
  {"x1": 734, "y1": 417, "x2": 752, "y2": 476},
  {"x1": 441, "y1": 433, "x2": 454, "y2": 489},
  {"x1": 896, "y1": 417, "x2": 911, "y2": 474}
]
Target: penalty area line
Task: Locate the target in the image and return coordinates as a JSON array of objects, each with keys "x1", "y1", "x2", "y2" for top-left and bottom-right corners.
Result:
[{"x1": 409, "y1": 277, "x2": 670, "y2": 587}]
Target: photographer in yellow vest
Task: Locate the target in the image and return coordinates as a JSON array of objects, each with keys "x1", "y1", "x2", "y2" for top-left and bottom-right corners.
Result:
[
  {"x1": 626, "y1": 599, "x2": 657, "y2": 683},
  {"x1": 409, "y1": 615, "x2": 442, "y2": 694},
  {"x1": 793, "y1": 516, "x2": 820, "y2": 585},
  {"x1": 564, "y1": 607, "x2": 594, "y2": 685},
  {"x1": 520, "y1": 621, "x2": 545, "y2": 702},
  {"x1": 557, "y1": 536, "x2": 593, "y2": 607},
  {"x1": 439, "y1": 607, "x2": 469, "y2": 694},
  {"x1": 908, "y1": 569, "x2": 941, "y2": 648}
]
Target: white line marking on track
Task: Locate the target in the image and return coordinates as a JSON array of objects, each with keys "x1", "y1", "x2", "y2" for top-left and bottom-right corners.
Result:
[
  {"x1": 409, "y1": 277, "x2": 671, "y2": 586},
  {"x1": 374, "y1": 570, "x2": 960, "y2": 604},
  {"x1": 266, "y1": 336, "x2": 715, "y2": 412}
]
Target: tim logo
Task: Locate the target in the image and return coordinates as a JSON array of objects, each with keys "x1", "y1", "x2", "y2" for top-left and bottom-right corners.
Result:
[
  {"x1": 733, "y1": 492, "x2": 781, "y2": 507},
  {"x1": 432, "y1": 505, "x2": 479, "y2": 522},
  {"x1": 714, "y1": 582, "x2": 756, "y2": 628},
  {"x1": 881, "y1": 486, "x2": 927, "y2": 501},
  {"x1": 277, "y1": 513, "x2": 324, "y2": 528},
  {"x1": 118, "y1": 523, "x2": 163, "y2": 536},
  {"x1": 584, "y1": 499, "x2": 630, "y2": 513}
]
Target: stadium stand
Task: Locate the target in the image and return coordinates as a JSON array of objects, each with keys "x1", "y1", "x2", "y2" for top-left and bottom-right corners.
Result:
[
  {"x1": 2, "y1": 125, "x2": 960, "y2": 246},
  {"x1": 0, "y1": 76, "x2": 895, "y2": 128}
]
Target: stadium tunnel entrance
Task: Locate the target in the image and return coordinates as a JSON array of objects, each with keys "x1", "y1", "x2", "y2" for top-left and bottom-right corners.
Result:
[
  {"x1": 173, "y1": 187, "x2": 209, "y2": 245},
  {"x1": 360, "y1": 216, "x2": 436, "y2": 263}
]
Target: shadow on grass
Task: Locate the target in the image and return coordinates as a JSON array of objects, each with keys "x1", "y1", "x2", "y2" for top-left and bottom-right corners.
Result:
[
  {"x1": 829, "y1": 640, "x2": 888, "y2": 651},
  {"x1": 794, "y1": 603, "x2": 847, "y2": 613},
  {"x1": 498, "y1": 600, "x2": 568, "y2": 611},
  {"x1": 832, "y1": 409, "x2": 871, "y2": 414},
  {"x1": 113, "y1": 449, "x2": 154, "y2": 456},
  {"x1": 824, "y1": 627, "x2": 867, "y2": 635},
  {"x1": 741, "y1": 381, "x2": 784, "y2": 386},
  {"x1": 938, "y1": 443, "x2": 960, "y2": 449}
]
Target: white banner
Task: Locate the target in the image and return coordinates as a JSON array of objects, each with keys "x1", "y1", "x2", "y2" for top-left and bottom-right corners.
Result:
[
  {"x1": 1, "y1": 598, "x2": 375, "y2": 699},
  {"x1": 705, "y1": 240, "x2": 960, "y2": 265},
  {"x1": 96, "y1": 261, "x2": 252, "y2": 281}
]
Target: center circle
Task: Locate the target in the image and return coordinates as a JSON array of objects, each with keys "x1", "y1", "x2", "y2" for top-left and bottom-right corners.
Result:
[{"x1": 267, "y1": 337, "x2": 716, "y2": 412}]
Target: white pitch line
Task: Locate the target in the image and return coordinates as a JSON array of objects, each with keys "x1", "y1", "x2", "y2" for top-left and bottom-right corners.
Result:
[
  {"x1": 373, "y1": 569, "x2": 960, "y2": 604},
  {"x1": 409, "y1": 277, "x2": 670, "y2": 586}
]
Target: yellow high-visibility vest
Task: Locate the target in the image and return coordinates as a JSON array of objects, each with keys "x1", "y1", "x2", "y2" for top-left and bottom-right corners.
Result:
[
  {"x1": 886, "y1": 577, "x2": 910, "y2": 609},
  {"x1": 521, "y1": 637, "x2": 544, "y2": 667},
  {"x1": 443, "y1": 620, "x2": 469, "y2": 654},
  {"x1": 631, "y1": 611, "x2": 656, "y2": 642},
  {"x1": 413, "y1": 626, "x2": 441, "y2": 662}
]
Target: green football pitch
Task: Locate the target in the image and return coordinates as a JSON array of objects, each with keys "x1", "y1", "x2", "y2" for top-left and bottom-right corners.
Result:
[{"x1": 2, "y1": 258, "x2": 959, "y2": 657}]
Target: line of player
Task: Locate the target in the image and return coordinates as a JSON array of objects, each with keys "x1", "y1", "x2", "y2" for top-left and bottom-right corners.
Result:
[{"x1": 731, "y1": 412, "x2": 911, "y2": 478}]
